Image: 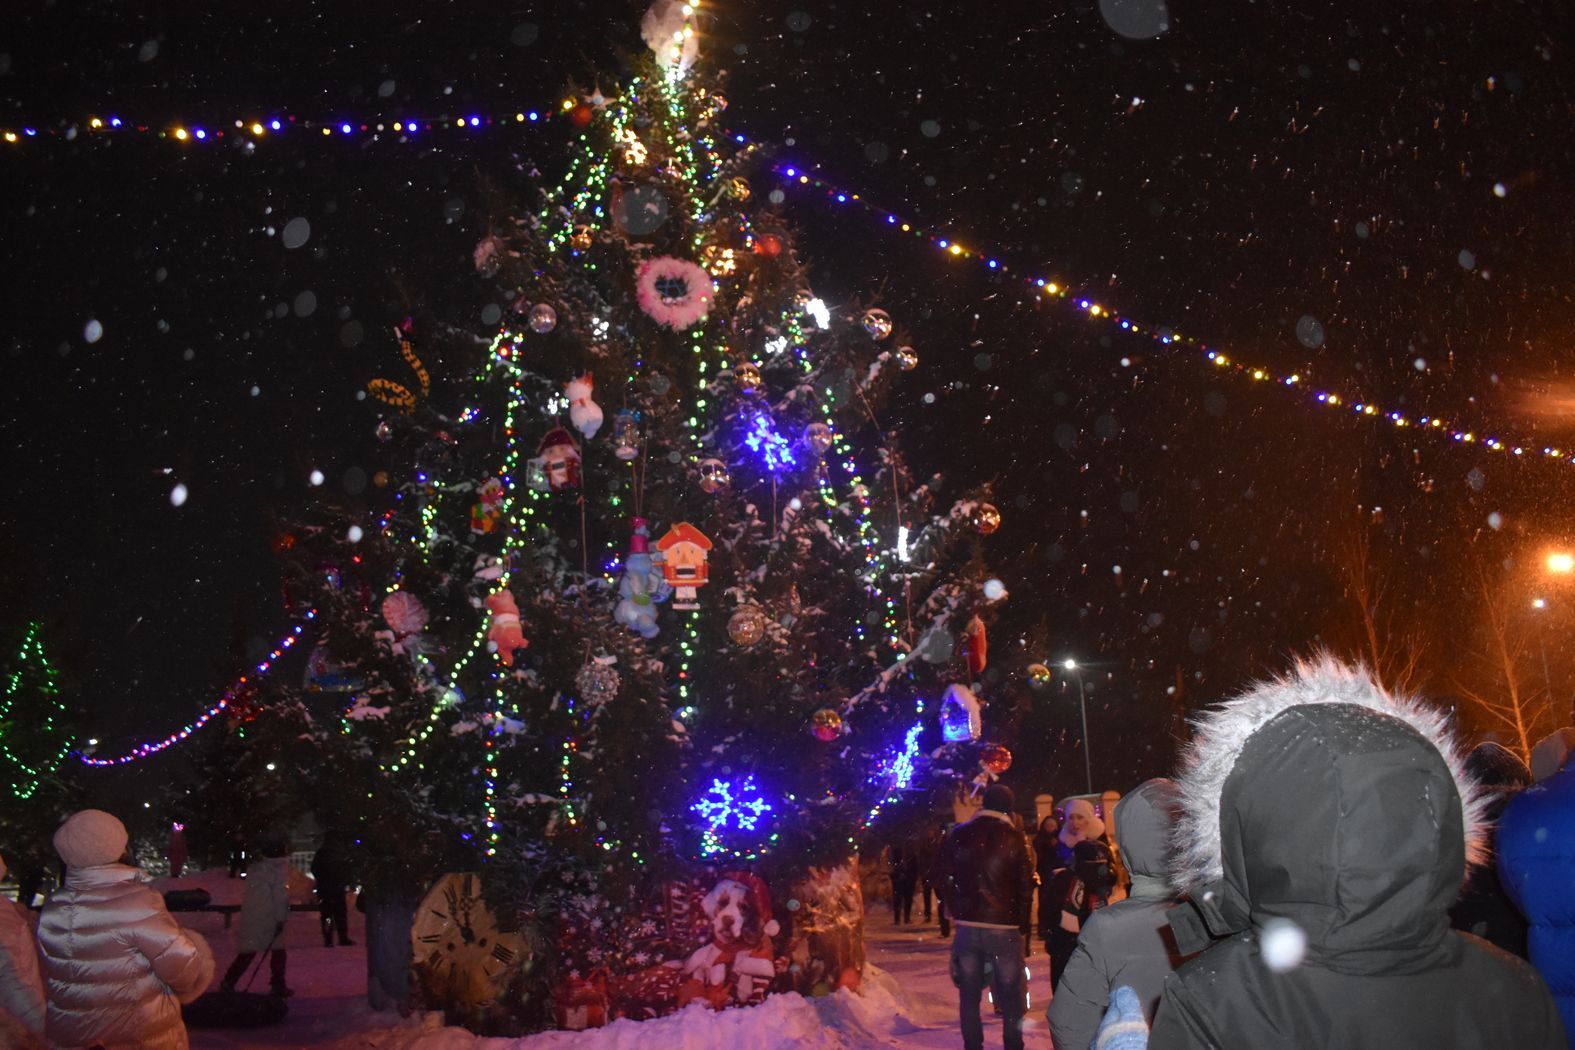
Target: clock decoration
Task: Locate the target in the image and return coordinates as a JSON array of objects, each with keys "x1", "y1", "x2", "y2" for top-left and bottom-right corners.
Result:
[{"x1": 410, "y1": 872, "x2": 529, "y2": 1012}]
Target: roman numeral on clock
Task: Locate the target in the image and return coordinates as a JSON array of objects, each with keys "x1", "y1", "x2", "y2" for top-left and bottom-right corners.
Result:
[{"x1": 490, "y1": 943, "x2": 516, "y2": 964}]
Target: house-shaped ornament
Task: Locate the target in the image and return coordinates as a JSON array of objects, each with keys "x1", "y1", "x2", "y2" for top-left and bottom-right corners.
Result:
[
  {"x1": 537, "y1": 426, "x2": 582, "y2": 491},
  {"x1": 654, "y1": 521, "x2": 713, "y2": 609}
]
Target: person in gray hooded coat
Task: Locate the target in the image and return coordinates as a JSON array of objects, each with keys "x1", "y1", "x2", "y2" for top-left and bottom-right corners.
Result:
[
  {"x1": 1047, "y1": 778, "x2": 1192, "y2": 1050},
  {"x1": 1150, "y1": 657, "x2": 1564, "y2": 1050}
]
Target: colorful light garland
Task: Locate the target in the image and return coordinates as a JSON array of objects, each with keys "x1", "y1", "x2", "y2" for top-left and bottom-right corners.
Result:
[
  {"x1": 1, "y1": 109, "x2": 564, "y2": 149},
  {"x1": 768, "y1": 159, "x2": 1575, "y2": 469},
  {"x1": 79, "y1": 612, "x2": 315, "y2": 766},
  {"x1": 10, "y1": 85, "x2": 1562, "y2": 467}
]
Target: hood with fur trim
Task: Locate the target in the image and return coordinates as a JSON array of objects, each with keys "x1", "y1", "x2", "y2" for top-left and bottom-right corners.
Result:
[{"x1": 1171, "y1": 657, "x2": 1486, "y2": 975}]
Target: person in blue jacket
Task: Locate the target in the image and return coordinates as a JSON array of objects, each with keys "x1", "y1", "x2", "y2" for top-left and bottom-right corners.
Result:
[{"x1": 1499, "y1": 727, "x2": 1575, "y2": 1047}]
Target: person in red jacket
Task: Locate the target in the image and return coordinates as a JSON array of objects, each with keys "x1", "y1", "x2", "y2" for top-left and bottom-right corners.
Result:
[{"x1": 936, "y1": 784, "x2": 1035, "y2": 1050}]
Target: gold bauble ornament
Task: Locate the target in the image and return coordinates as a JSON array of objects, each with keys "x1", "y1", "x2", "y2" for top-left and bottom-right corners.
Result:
[
  {"x1": 973, "y1": 503, "x2": 1002, "y2": 536},
  {"x1": 735, "y1": 361, "x2": 763, "y2": 394},
  {"x1": 569, "y1": 226, "x2": 594, "y2": 251},
  {"x1": 896, "y1": 345, "x2": 919, "y2": 371},
  {"x1": 1026, "y1": 663, "x2": 1053, "y2": 689},
  {"x1": 726, "y1": 177, "x2": 752, "y2": 202},
  {"x1": 701, "y1": 243, "x2": 737, "y2": 276},
  {"x1": 728, "y1": 604, "x2": 767, "y2": 646},
  {"x1": 810, "y1": 708, "x2": 843, "y2": 742}
]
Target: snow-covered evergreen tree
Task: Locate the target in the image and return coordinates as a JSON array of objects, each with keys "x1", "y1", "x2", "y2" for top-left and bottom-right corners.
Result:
[{"x1": 262, "y1": 14, "x2": 1003, "y2": 1027}]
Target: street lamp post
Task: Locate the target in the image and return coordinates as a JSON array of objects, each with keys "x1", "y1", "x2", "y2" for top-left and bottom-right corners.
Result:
[
  {"x1": 1533, "y1": 598, "x2": 1555, "y2": 700},
  {"x1": 1535, "y1": 551, "x2": 1573, "y2": 703},
  {"x1": 1064, "y1": 659, "x2": 1093, "y2": 794}
]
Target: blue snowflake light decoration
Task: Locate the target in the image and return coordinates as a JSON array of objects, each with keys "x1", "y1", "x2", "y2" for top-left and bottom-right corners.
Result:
[
  {"x1": 691, "y1": 775, "x2": 776, "y2": 858},
  {"x1": 865, "y1": 721, "x2": 925, "y2": 824},
  {"x1": 742, "y1": 408, "x2": 797, "y2": 474}
]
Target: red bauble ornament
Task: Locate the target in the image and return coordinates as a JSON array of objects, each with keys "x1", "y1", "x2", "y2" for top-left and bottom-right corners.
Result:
[
  {"x1": 753, "y1": 233, "x2": 785, "y2": 258},
  {"x1": 980, "y1": 743, "x2": 1013, "y2": 775},
  {"x1": 569, "y1": 103, "x2": 594, "y2": 128}
]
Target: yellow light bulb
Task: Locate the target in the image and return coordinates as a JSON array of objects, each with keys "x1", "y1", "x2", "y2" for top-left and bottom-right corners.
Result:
[
  {"x1": 562, "y1": 98, "x2": 576, "y2": 110},
  {"x1": 949, "y1": 244, "x2": 963, "y2": 255},
  {"x1": 250, "y1": 122, "x2": 264, "y2": 135},
  {"x1": 174, "y1": 127, "x2": 189, "y2": 140}
]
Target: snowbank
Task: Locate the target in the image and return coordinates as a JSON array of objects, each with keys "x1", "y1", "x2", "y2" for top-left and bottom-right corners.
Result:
[{"x1": 320, "y1": 964, "x2": 930, "y2": 1050}]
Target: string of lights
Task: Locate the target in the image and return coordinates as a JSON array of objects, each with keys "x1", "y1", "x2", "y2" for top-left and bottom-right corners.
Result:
[
  {"x1": 8, "y1": 81, "x2": 1540, "y2": 464},
  {"x1": 1, "y1": 108, "x2": 565, "y2": 148},
  {"x1": 767, "y1": 160, "x2": 1575, "y2": 468},
  {"x1": 79, "y1": 611, "x2": 316, "y2": 766}
]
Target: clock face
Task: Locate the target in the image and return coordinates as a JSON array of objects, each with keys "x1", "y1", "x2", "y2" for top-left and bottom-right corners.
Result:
[{"x1": 411, "y1": 872, "x2": 527, "y2": 1005}]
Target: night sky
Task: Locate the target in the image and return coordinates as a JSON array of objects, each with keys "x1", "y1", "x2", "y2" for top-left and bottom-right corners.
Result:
[{"x1": 4, "y1": 0, "x2": 1574, "y2": 799}]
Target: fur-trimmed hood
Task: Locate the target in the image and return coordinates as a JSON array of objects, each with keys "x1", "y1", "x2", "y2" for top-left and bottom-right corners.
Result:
[{"x1": 1171, "y1": 657, "x2": 1487, "y2": 974}]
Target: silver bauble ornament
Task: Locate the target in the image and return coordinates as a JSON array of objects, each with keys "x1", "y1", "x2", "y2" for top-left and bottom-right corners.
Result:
[
  {"x1": 576, "y1": 661, "x2": 620, "y2": 705},
  {"x1": 861, "y1": 308, "x2": 894, "y2": 341},
  {"x1": 698, "y1": 457, "x2": 731, "y2": 494},
  {"x1": 804, "y1": 421, "x2": 835, "y2": 456},
  {"x1": 528, "y1": 303, "x2": 558, "y2": 334},
  {"x1": 896, "y1": 346, "x2": 919, "y2": 371}
]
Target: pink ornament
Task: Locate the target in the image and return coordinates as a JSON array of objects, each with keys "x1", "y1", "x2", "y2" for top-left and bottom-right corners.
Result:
[
  {"x1": 381, "y1": 591, "x2": 428, "y2": 638},
  {"x1": 635, "y1": 257, "x2": 715, "y2": 330}
]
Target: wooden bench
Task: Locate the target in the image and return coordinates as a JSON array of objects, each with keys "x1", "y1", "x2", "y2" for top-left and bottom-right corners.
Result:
[{"x1": 185, "y1": 903, "x2": 321, "y2": 930}]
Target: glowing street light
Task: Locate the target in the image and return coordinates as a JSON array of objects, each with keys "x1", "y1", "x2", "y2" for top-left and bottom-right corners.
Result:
[
  {"x1": 1549, "y1": 552, "x2": 1575, "y2": 575},
  {"x1": 1061, "y1": 658, "x2": 1094, "y2": 794}
]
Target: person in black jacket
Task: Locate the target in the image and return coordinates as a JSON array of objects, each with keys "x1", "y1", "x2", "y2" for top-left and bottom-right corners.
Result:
[
  {"x1": 1032, "y1": 812, "x2": 1060, "y2": 945},
  {"x1": 889, "y1": 844, "x2": 919, "y2": 925},
  {"x1": 1449, "y1": 741, "x2": 1531, "y2": 957},
  {"x1": 311, "y1": 831, "x2": 356, "y2": 948},
  {"x1": 1152, "y1": 657, "x2": 1565, "y2": 1050},
  {"x1": 918, "y1": 821, "x2": 944, "y2": 924},
  {"x1": 937, "y1": 784, "x2": 1035, "y2": 1050}
]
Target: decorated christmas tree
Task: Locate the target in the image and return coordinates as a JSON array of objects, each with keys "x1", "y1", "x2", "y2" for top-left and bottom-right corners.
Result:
[
  {"x1": 263, "y1": 3, "x2": 1006, "y2": 1028},
  {"x1": 0, "y1": 620, "x2": 81, "y2": 902}
]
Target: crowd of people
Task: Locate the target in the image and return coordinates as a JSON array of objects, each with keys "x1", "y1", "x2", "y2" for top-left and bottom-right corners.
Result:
[
  {"x1": 4, "y1": 656, "x2": 1574, "y2": 1048},
  {"x1": 919, "y1": 657, "x2": 1573, "y2": 1049}
]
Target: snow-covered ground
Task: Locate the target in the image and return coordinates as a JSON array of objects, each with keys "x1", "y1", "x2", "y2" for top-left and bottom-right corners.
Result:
[{"x1": 181, "y1": 893, "x2": 1055, "y2": 1049}]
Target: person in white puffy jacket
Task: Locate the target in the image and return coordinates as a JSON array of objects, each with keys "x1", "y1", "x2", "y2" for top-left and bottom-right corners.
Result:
[
  {"x1": 0, "y1": 850, "x2": 47, "y2": 1048},
  {"x1": 219, "y1": 830, "x2": 292, "y2": 998},
  {"x1": 37, "y1": 809, "x2": 214, "y2": 1050}
]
